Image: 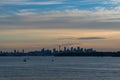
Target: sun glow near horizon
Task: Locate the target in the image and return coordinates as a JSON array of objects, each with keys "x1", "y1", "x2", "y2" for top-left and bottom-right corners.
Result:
[{"x1": 0, "y1": 29, "x2": 120, "y2": 51}]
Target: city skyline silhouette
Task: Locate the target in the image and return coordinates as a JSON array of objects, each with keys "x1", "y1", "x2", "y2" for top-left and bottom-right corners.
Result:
[{"x1": 0, "y1": 46, "x2": 119, "y2": 57}]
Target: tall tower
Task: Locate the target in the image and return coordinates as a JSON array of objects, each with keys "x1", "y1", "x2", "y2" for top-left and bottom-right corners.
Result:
[
  {"x1": 22, "y1": 49, "x2": 24, "y2": 53},
  {"x1": 59, "y1": 45, "x2": 61, "y2": 52},
  {"x1": 14, "y1": 50, "x2": 17, "y2": 53}
]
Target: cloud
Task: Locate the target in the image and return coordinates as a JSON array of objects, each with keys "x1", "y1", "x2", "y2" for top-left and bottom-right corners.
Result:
[
  {"x1": 78, "y1": 37, "x2": 106, "y2": 40},
  {"x1": 61, "y1": 43, "x2": 81, "y2": 47},
  {"x1": 1, "y1": 0, "x2": 120, "y2": 30},
  {"x1": 1, "y1": 7, "x2": 120, "y2": 30},
  {"x1": 21, "y1": 1, "x2": 62, "y2": 5},
  {"x1": 0, "y1": 0, "x2": 103, "y2": 6},
  {"x1": 62, "y1": 0, "x2": 103, "y2": 5},
  {"x1": 104, "y1": 0, "x2": 120, "y2": 5},
  {"x1": 0, "y1": 0, "x2": 62, "y2": 5}
]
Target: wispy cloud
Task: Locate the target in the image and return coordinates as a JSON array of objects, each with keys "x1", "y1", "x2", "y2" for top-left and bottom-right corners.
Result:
[
  {"x1": 0, "y1": 0, "x2": 120, "y2": 30},
  {"x1": 21, "y1": 1, "x2": 62, "y2": 5},
  {"x1": 78, "y1": 37, "x2": 106, "y2": 40},
  {"x1": 104, "y1": 0, "x2": 120, "y2": 5},
  {"x1": 1, "y1": 7, "x2": 120, "y2": 30},
  {"x1": 61, "y1": 43, "x2": 81, "y2": 47},
  {"x1": 62, "y1": 0, "x2": 102, "y2": 5},
  {"x1": 0, "y1": 0, "x2": 62, "y2": 5}
]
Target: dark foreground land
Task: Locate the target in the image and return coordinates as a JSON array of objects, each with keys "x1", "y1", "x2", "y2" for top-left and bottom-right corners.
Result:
[
  {"x1": 55, "y1": 52, "x2": 120, "y2": 57},
  {"x1": 0, "y1": 52, "x2": 120, "y2": 57}
]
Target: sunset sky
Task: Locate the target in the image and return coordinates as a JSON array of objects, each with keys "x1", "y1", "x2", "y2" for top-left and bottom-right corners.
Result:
[{"x1": 0, "y1": 0, "x2": 120, "y2": 51}]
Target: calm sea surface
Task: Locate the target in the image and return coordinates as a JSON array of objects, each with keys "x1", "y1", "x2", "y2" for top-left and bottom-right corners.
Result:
[{"x1": 0, "y1": 56, "x2": 120, "y2": 80}]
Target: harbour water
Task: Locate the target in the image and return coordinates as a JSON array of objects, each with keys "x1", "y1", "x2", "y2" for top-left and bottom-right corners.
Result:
[{"x1": 0, "y1": 56, "x2": 120, "y2": 80}]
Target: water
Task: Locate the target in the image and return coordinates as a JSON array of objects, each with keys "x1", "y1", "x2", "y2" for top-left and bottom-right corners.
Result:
[{"x1": 0, "y1": 57, "x2": 120, "y2": 80}]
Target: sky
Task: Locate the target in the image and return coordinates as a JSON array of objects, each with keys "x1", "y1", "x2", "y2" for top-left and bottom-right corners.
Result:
[{"x1": 0, "y1": 0, "x2": 120, "y2": 51}]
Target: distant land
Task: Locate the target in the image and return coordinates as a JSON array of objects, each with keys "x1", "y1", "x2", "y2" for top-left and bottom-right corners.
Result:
[{"x1": 0, "y1": 46, "x2": 120, "y2": 57}]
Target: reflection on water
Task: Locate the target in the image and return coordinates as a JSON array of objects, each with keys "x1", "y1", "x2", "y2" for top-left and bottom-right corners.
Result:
[{"x1": 0, "y1": 57, "x2": 120, "y2": 80}]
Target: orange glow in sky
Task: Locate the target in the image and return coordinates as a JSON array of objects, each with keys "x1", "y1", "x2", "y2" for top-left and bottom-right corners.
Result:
[{"x1": 0, "y1": 29, "x2": 120, "y2": 51}]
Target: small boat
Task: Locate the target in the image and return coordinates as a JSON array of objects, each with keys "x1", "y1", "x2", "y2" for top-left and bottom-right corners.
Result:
[{"x1": 23, "y1": 58, "x2": 27, "y2": 62}]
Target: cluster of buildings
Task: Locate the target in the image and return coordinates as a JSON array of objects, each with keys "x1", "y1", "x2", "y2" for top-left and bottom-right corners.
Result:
[
  {"x1": 0, "y1": 46, "x2": 119, "y2": 56},
  {"x1": 0, "y1": 46, "x2": 95, "y2": 56}
]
